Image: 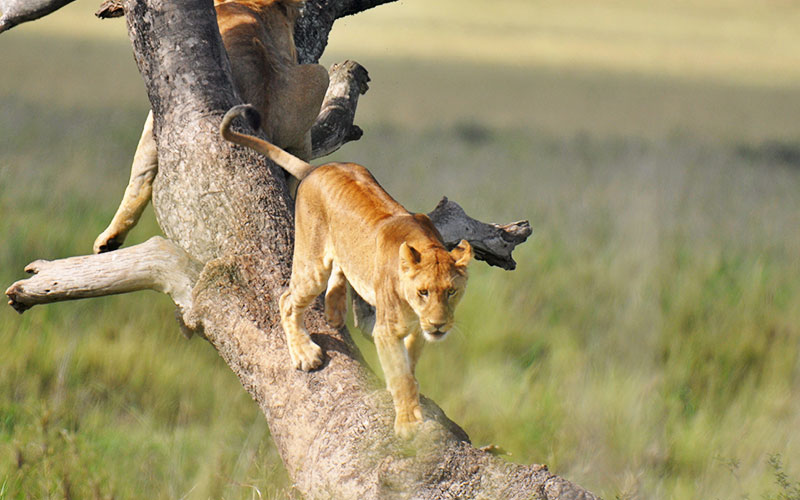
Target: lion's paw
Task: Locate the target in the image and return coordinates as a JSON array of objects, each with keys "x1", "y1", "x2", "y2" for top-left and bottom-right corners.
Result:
[
  {"x1": 93, "y1": 230, "x2": 123, "y2": 254},
  {"x1": 324, "y1": 304, "x2": 346, "y2": 329},
  {"x1": 324, "y1": 292, "x2": 346, "y2": 329},
  {"x1": 394, "y1": 406, "x2": 423, "y2": 439},
  {"x1": 394, "y1": 418, "x2": 423, "y2": 440},
  {"x1": 289, "y1": 338, "x2": 324, "y2": 371}
]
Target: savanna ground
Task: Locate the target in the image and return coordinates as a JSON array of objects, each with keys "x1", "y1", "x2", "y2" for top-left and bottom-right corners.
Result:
[{"x1": 2, "y1": 0, "x2": 800, "y2": 498}]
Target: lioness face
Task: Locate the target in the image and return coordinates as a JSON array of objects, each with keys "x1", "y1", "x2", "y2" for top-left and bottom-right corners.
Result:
[{"x1": 399, "y1": 240, "x2": 473, "y2": 342}]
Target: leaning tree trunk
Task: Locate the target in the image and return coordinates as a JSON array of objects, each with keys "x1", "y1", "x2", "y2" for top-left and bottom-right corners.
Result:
[{"x1": 5, "y1": 0, "x2": 599, "y2": 497}]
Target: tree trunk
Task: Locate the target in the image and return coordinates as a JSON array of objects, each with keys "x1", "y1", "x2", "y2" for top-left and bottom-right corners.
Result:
[{"x1": 5, "y1": 0, "x2": 599, "y2": 497}]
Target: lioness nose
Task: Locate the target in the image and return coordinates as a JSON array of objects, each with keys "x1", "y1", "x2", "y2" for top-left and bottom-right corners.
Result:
[{"x1": 431, "y1": 321, "x2": 446, "y2": 331}]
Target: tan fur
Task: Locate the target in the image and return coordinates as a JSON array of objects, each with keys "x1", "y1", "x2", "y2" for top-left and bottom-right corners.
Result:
[
  {"x1": 221, "y1": 108, "x2": 473, "y2": 437},
  {"x1": 94, "y1": 0, "x2": 328, "y2": 253}
]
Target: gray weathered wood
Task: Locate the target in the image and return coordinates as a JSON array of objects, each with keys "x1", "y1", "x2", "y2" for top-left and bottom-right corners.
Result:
[
  {"x1": 294, "y1": 0, "x2": 398, "y2": 64},
  {"x1": 311, "y1": 59, "x2": 369, "y2": 159},
  {"x1": 429, "y1": 197, "x2": 532, "y2": 271}
]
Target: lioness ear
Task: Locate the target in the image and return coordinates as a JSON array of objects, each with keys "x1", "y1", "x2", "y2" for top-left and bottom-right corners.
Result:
[
  {"x1": 450, "y1": 239, "x2": 473, "y2": 268},
  {"x1": 399, "y1": 242, "x2": 421, "y2": 273}
]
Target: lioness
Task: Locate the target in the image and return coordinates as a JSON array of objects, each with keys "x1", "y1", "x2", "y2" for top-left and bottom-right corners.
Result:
[
  {"x1": 221, "y1": 105, "x2": 473, "y2": 437},
  {"x1": 93, "y1": 0, "x2": 328, "y2": 253}
]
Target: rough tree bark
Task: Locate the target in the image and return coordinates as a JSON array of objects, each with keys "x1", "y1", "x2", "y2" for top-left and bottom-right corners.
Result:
[{"x1": 5, "y1": 0, "x2": 599, "y2": 498}]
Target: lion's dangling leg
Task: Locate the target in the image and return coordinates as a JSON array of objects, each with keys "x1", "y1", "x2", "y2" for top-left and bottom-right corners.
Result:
[
  {"x1": 94, "y1": 111, "x2": 158, "y2": 253},
  {"x1": 279, "y1": 259, "x2": 330, "y2": 371},
  {"x1": 324, "y1": 264, "x2": 347, "y2": 328}
]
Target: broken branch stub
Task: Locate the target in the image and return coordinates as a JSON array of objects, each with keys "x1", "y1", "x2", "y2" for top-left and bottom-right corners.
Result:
[
  {"x1": 310, "y1": 60, "x2": 370, "y2": 159},
  {"x1": 95, "y1": 0, "x2": 123, "y2": 18},
  {"x1": 428, "y1": 197, "x2": 532, "y2": 270}
]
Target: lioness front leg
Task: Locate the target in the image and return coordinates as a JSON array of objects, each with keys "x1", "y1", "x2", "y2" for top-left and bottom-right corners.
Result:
[
  {"x1": 404, "y1": 330, "x2": 425, "y2": 374},
  {"x1": 374, "y1": 322, "x2": 422, "y2": 438},
  {"x1": 94, "y1": 111, "x2": 158, "y2": 253},
  {"x1": 279, "y1": 262, "x2": 330, "y2": 371}
]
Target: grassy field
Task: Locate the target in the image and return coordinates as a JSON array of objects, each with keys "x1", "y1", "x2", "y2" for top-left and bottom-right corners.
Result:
[{"x1": 2, "y1": 0, "x2": 800, "y2": 498}]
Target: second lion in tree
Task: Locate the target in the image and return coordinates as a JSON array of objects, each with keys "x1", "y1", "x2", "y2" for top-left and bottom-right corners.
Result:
[{"x1": 222, "y1": 105, "x2": 473, "y2": 438}]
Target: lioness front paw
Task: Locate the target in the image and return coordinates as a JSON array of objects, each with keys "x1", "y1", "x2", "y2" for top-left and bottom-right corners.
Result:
[
  {"x1": 394, "y1": 417, "x2": 422, "y2": 439},
  {"x1": 394, "y1": 405, "x2": 423, "y2": 439},
  {"x1": 288, "y1": 338, "x2": 324, "y2": 371}
]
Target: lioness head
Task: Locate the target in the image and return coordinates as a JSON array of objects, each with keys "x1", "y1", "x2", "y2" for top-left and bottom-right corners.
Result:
[{"x1": 399, "y1": 239, "x2": 473, "y2": 342}]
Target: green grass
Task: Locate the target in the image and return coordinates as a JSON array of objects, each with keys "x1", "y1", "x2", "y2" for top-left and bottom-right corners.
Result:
[{"x1": 2, "y1": 0, "x2": 800, "y2": 498}]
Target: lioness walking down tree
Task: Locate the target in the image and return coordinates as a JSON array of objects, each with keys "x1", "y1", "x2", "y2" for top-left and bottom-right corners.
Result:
[{"x1": 222, "y1": 104, "x2": 473, "y2": 437}]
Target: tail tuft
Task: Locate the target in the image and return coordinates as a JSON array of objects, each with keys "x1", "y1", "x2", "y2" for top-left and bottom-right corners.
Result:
[
  {"x1": 220, "y1": 104, "x2": 315, "y2": 180},
  {"x1": 222, "y1": 104, "x2": 261, "y2": 136},
  {"x1": 241, "y1": 105, "x2": 261, "y2": 131}
]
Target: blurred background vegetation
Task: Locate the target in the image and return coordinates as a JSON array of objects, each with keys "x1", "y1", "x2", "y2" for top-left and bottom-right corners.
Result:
[{"x1": 2, "y1": 0, "x2": 800, "y2": 498}]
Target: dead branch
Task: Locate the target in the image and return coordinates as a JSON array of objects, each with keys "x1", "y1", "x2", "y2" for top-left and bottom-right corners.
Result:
[
  {"x1": 429, "y1": 197, "x2": 532, "y2": 271},
  {"x1": 0, "y1": 0, "x2": 76, "y2": 33},
  {"x1": 311, "y1": 60, "x2": 370, "y2": 159},
  {"x1": 294, "y1": 0, "x2": 398, "y2": 64},
  {"x1": 5, "y1": 237, "x2": 201, "y2": 314}
]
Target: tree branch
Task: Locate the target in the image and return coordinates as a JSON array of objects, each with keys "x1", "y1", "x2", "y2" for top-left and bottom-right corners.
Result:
[
  {"x1": 0, "y1": 0, "x2": 76, "y2": 33},
  {"x1": 295, "y1": 0, "x2": 398, "y2": 64},
  {"x1": 311, "y1": 60, "x2": 370, "y2": 159},
  {"x1": 5, "y1": 237, "x2": 202, "y2": 314},
  {"x1": 429, "y1": 197, "x2": 532, "y2": 271}
]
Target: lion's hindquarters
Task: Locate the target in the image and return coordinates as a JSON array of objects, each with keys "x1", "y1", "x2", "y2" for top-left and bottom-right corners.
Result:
[{"x1": 278, "y1": 63, "x2": 329, "y2": 160}]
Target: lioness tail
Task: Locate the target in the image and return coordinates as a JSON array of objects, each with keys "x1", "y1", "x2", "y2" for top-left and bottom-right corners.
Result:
[{"x1": 220, "y1": 104, "x2": 315, "y2": 180}]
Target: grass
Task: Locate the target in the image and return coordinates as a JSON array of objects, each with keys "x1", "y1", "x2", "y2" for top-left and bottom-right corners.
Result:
[{"x1": 2, "y1": 0, "x2": 800, "y2": 498}]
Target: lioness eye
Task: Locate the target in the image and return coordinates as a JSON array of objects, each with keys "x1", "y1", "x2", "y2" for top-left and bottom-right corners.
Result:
[
  {"x1": 418, "y1": 289, "x2": 428, "y2": 297},
  {"x1": 447, "y1": 288, "x2": 457, "y2": 296}
]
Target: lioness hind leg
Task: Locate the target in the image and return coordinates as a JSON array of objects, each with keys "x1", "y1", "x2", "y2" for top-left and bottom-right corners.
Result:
[
  {"x1": 324, "y1": 264, "x2": 347, "y2": 328},
  {"x1": 279, "y1": 262, "x2": 331, "y2": 371},
  {"x1": 94, "y1": 111, "x2": 158, "y2": 253}
]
